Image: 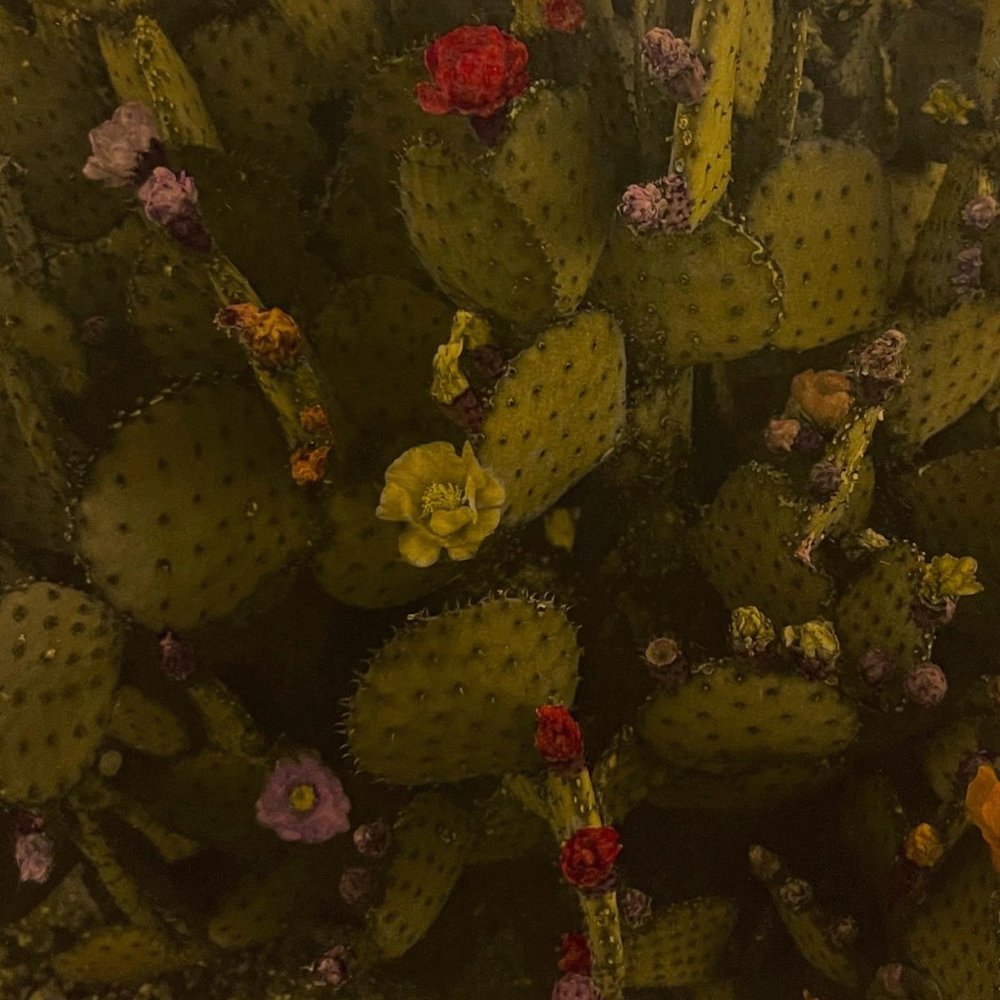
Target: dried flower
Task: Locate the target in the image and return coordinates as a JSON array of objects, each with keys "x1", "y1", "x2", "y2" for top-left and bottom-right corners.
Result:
[
  {"x1": 782, "y1": 620, "x2": 840, "y2": 680},
  {"x1": 919, "y1": 554, "x2": 983, "y2": 607},
  {"x1": 966, "y1": 763, "x2": 1000, "y2": 870},
  {"x1": 535, "y1": 705, "x2": 584, "y2": 765},
  {"x1": 790, "y1": 369, "x2": 853, "y2": 430},
  {"x1": 764, "y1": 418, "x2": 801, "y2": 452},
  {"x1": 826, "y1": 915, "x2": 858, "y2": 948},
  {"x1": 858, "y1": 648, "x2": 894, "y2": 686},
  {"x1": 14, "y1": 822, "x2": 53, "y2": 885},
  {"x1": 353, "y1": 819, "x2": 392, "y2": 858},
  {"x1": 558, "y1": 932, "x2": 591, "y2": 975},
  {"x1": 619, "y1": 886, "x2": 653, "y2": 928},
  {"x1": 299, "y1": 405, "x2": 330, "y2": 433},
  {"x1": 551, "y1": 972, "x2": 602, "y2": 1000},
  {"x1": 791, "y1": 423, "x2": 828, "y2": 454},
  {"x1": 748, "y1": 844, "x2": 781, "y2": 881},
  {"x1": 467, "y1": 343, "x2": 506, "y2": 379},
  {"x1": 902, "y1": 662, "x2": 947, "y2": 707},
  {"x1": 290, "y1": 445, "x2": 330, "y2": 486},
  {"x1": 850, "y1": 329, "x2": 909, "y2": 405},
  {"x1": 544, "y1": 0, "x2": 587, "y2": 33},
  {"x1": 921, "y1": 78, "x2": 976, "y2": 125},
  {"x1": 376, "y1": 441, "x2": 505, "y2": 567},
  {"x1": 227, "y1": 307, "x2": 304, "y2": 369},
  {"x1": 338, "y1": 866, "x2": 376, "y2": 906},
  {"x1": 778, "y1": 877, "x2": 813, "y2": 912},
  {"x1": 808, "y1": 460, "x2": 842, "y2": 503},
  {"x1": 619, "y1": 174, "x2": 691, "y2": 234},
  {"x1": 952, "y1": 244, "x2": 983, "y2": 293},
  {"x1": 315, "y1": 944, "x2": 355, "y2": 987},
  {"x1": 431, "y1": 338, "x2": 470, "y2": 405},
  {"x1": 83, "y1": 102, "x2": 162, "y2": 187},
  {"x1": 641, "y1": 28, "x2": 708, "y2": 104},
  {"x1": 902, "y1": 823, "x2": 943, "y2": 868},
  {"x1": 559, "y1": 826, "x2": 621, "y2": 891},
  {"x1": 158, "y1": 629, "x2": 196, "y2": 680},
  {"x1": 643, "y1": 636, "x2": 689, "y2": 689},
  {"x1": 416, "y1": 25, "x2": 530, "y2": 118},
  {"x1": 255, "y1": 754, "x2": 351, "y2": 844},
  {"x1": 962, "y1": 194, "x2": 998, "y2": 230},
  {"x1": 729, "y1": 607, "x2": 776, "y2": 657}
]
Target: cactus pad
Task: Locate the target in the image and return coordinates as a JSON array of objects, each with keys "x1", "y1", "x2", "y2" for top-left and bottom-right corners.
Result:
[
  {"x1": 52, "y1": 926, "x2": 200, "y2": 986},
  {"x1": 75, "y1": 380, "x2": 313, "y2": 631},
  {"x1": 590, "y1": 214, "x2": 782, "y2": 365},
  {"x1": 735, "y1": 0, "x2": 774, "y2": 118},
  {"x1": 468, "y1": 785, "x2": 548, "y2": 865},
  {"x1": 885, "y1": 300, "x2": 1000, "y2": 448},
  {"x1": 477, "y1": 311, "x2": 627, "y2": 525},
  {"x1": 623, "y1": 897, "x2": 738, "y2": 988},
  {"x1": 369, "y1": 792, "x2": 472, "y2": 959},
  {"x1": 107, "y1": 685, "x2": 189, "y2": 757},
  {"x1": 887, "y1": 164, "x2": 947, "y2": 299},
  {"x1": 638, "y1": 661, "x2": 859, "y2": 774},
  {"x1": 692, "y1": 462, "x2": 835, "y2": 625},
  {"x1": 0, "y1": 582, "x2": 122, "y2": 804},
  {"x1": 347, "y1": 594, "x2": 581, "y2": 784},
  {"x1": 744, "y1": 139, "x2": 890, "y2": 350}
]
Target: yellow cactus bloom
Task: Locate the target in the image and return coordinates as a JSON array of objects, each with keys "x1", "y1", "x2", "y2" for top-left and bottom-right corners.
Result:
[
  {"x1": 921, "y1": 79, "x2": 976, "y2": 125},
  {"x1": 376, "y1": 441, "x2": 505, "y2": 568},
  {"x1": 431, "y1": 339, "x2": 470, "y2": 405},
  {"x1": 730, "y1": 606, "x2": 776, "y2": 656},
  {"x1": 966, "y1": 764, "x2": 1000, "y2": 871},
  {"x1": 544, "y1": 508, "x2": 576, "y2": 552},
  {"x1": 919, "y1": 554, "x2": 984, "y2": 605},
  {"x1": 902, "y1": 823, "x2": 943, "y2": 868},
  {"x1": 782, "y1": 620, "x2": 840, "y2": 664},
  {"x1": 451, "y1": 309, "x2": 492, "y2": 350}
]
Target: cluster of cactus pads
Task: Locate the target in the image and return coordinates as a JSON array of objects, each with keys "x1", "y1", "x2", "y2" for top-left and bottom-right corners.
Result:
[{"x1": 3, "y1": 0, "x2": 1000, "y2": 997}]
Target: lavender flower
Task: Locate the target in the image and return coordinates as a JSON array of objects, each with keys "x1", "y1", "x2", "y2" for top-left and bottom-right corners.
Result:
[
  {"x1": 641, "y1": 28, "x2": 708, "y2": 104},
  {"x1": 962, "y1": 194, "x2": 998, "y2": 230},
  {"x1": 619, "y1": 174, "x2": 691, "y2": 234},
  {"x1": 137, "y1": 167, "x2": 212, "y2": 253},
  {"x1": 255, "y1": 754, "x2": 351, "y2": 844},
  {"x1": 15, "y1": 830, "x2": 54, "y2": 884},
  {"x1": 315, "y1": 944, "x2": 355, "y2": 986},
  {"x1": 552, "y1": 972, "x2": 602, "y2": 1000},
  {"x1": 619, "y1": 886, "x2": 653, "y2": 928},
  {"x1": 83, "y1": 103, "x2": 162, "y2": 187}
]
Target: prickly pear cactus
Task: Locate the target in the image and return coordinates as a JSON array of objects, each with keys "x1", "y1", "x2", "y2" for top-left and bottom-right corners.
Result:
[
  {"x1": 53, "y1": 926, "x2": 202, "y2": 986},
  {"x1": 347, "y1": 594, "x2": 580, "y2": 784},
  {"x1": 0, "y1": 582, "x2": 122, "y2": 804}
]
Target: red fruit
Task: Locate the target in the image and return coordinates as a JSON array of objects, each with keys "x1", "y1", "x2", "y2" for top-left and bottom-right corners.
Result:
[
  {"x1": 544, "y1": 0, "x2": 587, "y2": 33},
  {"x1": 416, "y1": 25, "x2": 530, "y2": 118},
  {"x1": 534, "y1": 705, "x2": 584, "y2": 763},
  {"x1": 558, "y1": 932, "x2": 592, "y2": 974},
  {"x1": 559, "y1": 827, "x2": 622, "y2": 889}
]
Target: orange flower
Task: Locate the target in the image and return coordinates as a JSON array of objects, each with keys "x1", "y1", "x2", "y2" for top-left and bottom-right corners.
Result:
[
  {"x1": 290, "y1": 445, "x2": 330, "y2": 486},
  {"x1": 965, "y1": 764, "x2": 1000, "y2": 870},
  {"x1": 299, "y1": 404, "x2": 330, "y2": 433}
]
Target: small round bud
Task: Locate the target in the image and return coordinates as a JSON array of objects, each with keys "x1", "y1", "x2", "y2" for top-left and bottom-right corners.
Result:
[
  {"x1": 353, "y1": 820, "x2": 392, "y2": 858},
  {"x1": 903, "y1": 662, "x2": 947, "y2": 707},
  {"x1": 644, "y1": 637, "x2": 690, "y2": 690},
  {"x1": 315, "y1": 944, "x2": 355, "y2": 987},
  {"x1": 859, "y1": 648, "x2": 894, "y2": 686},
  {"x1": 619, "y1": 886, "x2": 653, "y2": 928}
]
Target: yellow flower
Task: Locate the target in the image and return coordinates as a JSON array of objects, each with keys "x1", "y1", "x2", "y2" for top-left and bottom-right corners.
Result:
[
  {"x1": 782, "y1": 620, "x2": 840, "y2": 664},
  {"x1": 431, "y1": 339, "x2": 470, "y2": 405},
  {"x1": 967, "y1": 764, "x2": 1000, "y2": 871},
  {"x1": 902, "y1": 823, "x2": 943, "y2": 868},
  {"x1": 919, "y1": 554, "x2": 984, "y2": 605},
  {"x1": 922, "y1": 79, "x2": 976, "y2": 125},
  {"x1": 376, "y1": 441, "x2": 505, "y2": 568},
  {"x1": 730, "y1": 606, "x2": 775, "y2": 656}
]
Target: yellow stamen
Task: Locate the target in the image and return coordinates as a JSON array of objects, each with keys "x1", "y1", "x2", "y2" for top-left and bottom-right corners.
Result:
[
  {"x1": 288, "y1": 783, "x2": 317, "y2": 812},
  {"x1": 420, "y1": 482, "x2": 466, "y2": 518}
]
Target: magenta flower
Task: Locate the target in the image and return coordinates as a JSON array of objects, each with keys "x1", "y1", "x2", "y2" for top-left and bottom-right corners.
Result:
[
  {"x1": 619, "y1": 174, "x2": 691, "y2": 234},
  {"x1": 552, "y1": 973, "x2": 602, "y2": 1000},
  {"x1": 641, "y1": 28, "x2": 708, "y2": 104},
  {"x1": 83, "y1": 102, "x2": 162, "y2": 187},
  {"x1": 15, "y1": 831, "x2": 54, "y2": 884},
  {"x1": 316, "y1": 944, "x2": 355, "y2": 986},
  {"x1": 138, "y1": 167, "x2": 197, "y2": 226},
  {"x1": 255, "y1": 754, "x2": 351, "y2": 844}
]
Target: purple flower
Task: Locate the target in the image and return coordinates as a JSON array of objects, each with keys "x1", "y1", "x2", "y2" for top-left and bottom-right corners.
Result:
[
  {"x1": 15, "y1": 831, "x2": 53, "y2": 884},
  {"x1": 903, "y1": 662, "x2": 947, "y2": 707},
  {"x1": 137, "y1": 167, "x2": 212, "y2": 253},
  {"x1": 255, "y1": 754, "x2": 351, "y2": 844},
  {"x1": 83, "y1": 103, "x2": 162, "y2": 188},
  {"x1": 158, "y1": 629, "x2": 196, "y2": 681},
  {"x1": 641, "y1": 28, "x2": 708, "y2": 103},
  {"x1": 353, "y1": 819, "x2": 392, "y2": 858},
  {"x1": 952, "y1": 244, "x2": 983, "y2": 293},
  {"x1": 552, "y1": 972, "x2": 602, "y2": 1000},
  {"x1": 619, "y1": 174, "x2": 691, "y2": 234},
  {"x1": 619, "y1": 886, "x2": 653, "y2": 928},
  {"x1": 962, "y1": 194, "x2": 998, "y2": 230},
  {"x1": 315, "y1": 943, "x2": 355, "y2": 986}
]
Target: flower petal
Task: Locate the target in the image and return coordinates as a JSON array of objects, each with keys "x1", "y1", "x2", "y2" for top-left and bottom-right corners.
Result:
[
  {"x1": 376, "y1": 481, "x2": 415, "y2": 522},
  {"x1": 428, "y1": 507, "x2": 474, "y2": 537},
  {"x1": 399, "y1": 527, "x2": 443, "y2": 568}
]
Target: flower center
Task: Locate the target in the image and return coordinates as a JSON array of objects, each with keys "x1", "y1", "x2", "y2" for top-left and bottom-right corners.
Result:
[
  {"x1": 288, "y1": 783, "x2": 317, "y2": 812},
  {"x1": 420, "y1": 482, "x2": 466, "y2": 518}
]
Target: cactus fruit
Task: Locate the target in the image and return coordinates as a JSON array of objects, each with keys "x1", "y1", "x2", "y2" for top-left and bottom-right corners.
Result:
[
  {"x1": 477, "y1": 311, "x2": 627, "y2": 525},
  {"x1": 74, "y1": 380, "x2": 314, "y2": 631},
  {"x1": 347, "y1": 594, "x2": 581, "y2": 784},
  {"x1": 369, "y1": 792, "x2": 472, "y2": 959},
  {"x1": 0, "y1": 582, "x2": 122, "y2": 804},
  {"x1": 623, "y1": 897, "x2": 738, "y2": 988}
]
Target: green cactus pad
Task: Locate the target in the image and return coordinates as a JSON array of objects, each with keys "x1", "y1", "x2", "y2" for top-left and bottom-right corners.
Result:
[
  {"x1": 623, "y1": 897, "x2": 738, "y2": 988},
  {"x1": 887, "y1": 164, "x2": 947, "y2": 299},
  {"x1": 590, "y1": 214, "x2": 782, "y2": 365},
  {"x1": 692, "y1": 462, "x2": 835, "y2": 625},
  {"x1": 0, "y1": 22, "x2": 126, "y2": 239},
  {"x1": 398, "y1": 140, "x2": 559, "y2": 325},
  {"x1": 186, "y1": 12, "x2": 329, "y2": 180},
  {"x1": 593, "y1": 726, "x2": 662, "y2": 824},
  {"x1": 670, "y1": 0, "x2": 745, "y2": 227},
  {"x1": 107, "y1": 685, "x2": 189, "y2": 756},
  {"x1": 311, "y1": 275, "x2": 454, "y2": 474},
  {"x1": 769, "y1": 890, "x2": 861, "y2": 989},
  {"x1": 735, "y1": 0, "x2": 774, "y2": 118},
  {"x1": 477, "y1": 311, "x2": 627, "y2": 525},
  {"x1": 52, "y1": 926, "x2": 201, "y2": 986},
  {"x1": 185, "y1": 677, "x2": 265, "y2": 756},
  {"x1": 924, "y1": 717, "x2": 981, "y2": 802},
  {"x1": 313, "y1": 485, "x2": 455, "y2": 610},
  {"x1": 347, "y1": 594, "x2": 581, "y2": 784},
  {"x1": 885, "y1": 300, "x2": 1000, "y2": 448},
  {"x1": 837, "y1": 774, "x2": 907, "y2": 892},
  {"x1": 903, "y1": 834, "x2": 999, "y2": 1000},
  {"x1": 74, "y1": 380, "x2": 314, "y2": 632},
  {"x1": 638, "y1": 661, "x2": 859, "y2": 774},
  {"x1": 0, "y1": 582, "x2": 122, "y2": 804},
  {"x1": 369, "y1": 792, "x2": 472, "y2": 959},
  {"x1": 744, "y1": 139, "x2": 890, "y2": 350},
  {"x1": 468, "y1": 785, "x2": 548, "y2": 865},
  {"x1": 96, "y1": 23, "x2": 148, "y2": 107}
]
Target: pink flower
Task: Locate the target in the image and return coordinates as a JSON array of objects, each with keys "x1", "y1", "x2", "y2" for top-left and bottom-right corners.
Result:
[
  {"x1": 619, "y1": 175, "x2": 691, "y2": 234},
  {"x1": 552, "y1": 973, "x2": 602, "y2": 1000},
  {"x1": 544, "y1": 0, "x2": 587, "y2": 33},
  {"x1": 255, "y1": 754, "x2": 351, "y2": 844},
  {"x1": 138, "y1": 167, "x2": 198, "y2": 226},
  {"x1": 15, "y1": 831, "x2": 54, "y2": 884},
  {"x1": 83, "y1": 102, "x2": 162, "y2": 187},
  {"x1": 641, "y1": 28, "x2": 708, "y2": 104}
]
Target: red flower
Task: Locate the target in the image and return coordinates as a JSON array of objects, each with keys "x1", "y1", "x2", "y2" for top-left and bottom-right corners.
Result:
[
  {"x1": 416, "y1": 25, "x2": 530, "y2": 119},
  {"x1": 535, "y1": 705, "x2": 584, "y2": 763},
  {"x1": 559, "y1": 826, "x2": 622, "y2": 890},
  {"x1": 558, "y1": 932, "x2": 592, "y2": 975},
  {"x1": 544, "y1": 0, "x2": 587, "y2": 33}
]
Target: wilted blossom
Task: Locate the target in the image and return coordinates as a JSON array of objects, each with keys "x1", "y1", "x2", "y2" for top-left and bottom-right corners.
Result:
[
  {"x1": 962, "y1": 194, "x2": 999, "y2": 230},
  {"x1": 902, "y1": 662, "x2": 947, "y2": 707},
  {"x1": 552, "y1": 972, "x2": 602, "y2": 1000},
  {"x1": 641, "y1": 28, "x2": 708, "y2": 104},
  {"x1": 82, "y1": 102, "x2": 162, "y2": 187},
  {"x1": 353, "y1": 819, "x2": 392, "y2": 858},
  {"x1": 790, "y1": 369, "x2": 853, "y2": 430},
  {"x1": 315, "y1": 944, "x2": 355, "y2": 987},
  {"x1": 764, "y1": 418, "x2": 800, "y2": 452},
  {"x1": 778, "y1": 877, "x2": 813, "y2": 912},
  {"x1": 619, "y1": 174, "x2": 691, "y2": 234},
  {"x1": 952, "y1": 244, "x2": 983, "y2": 293},
  {"x1": 619, "y1": 886, "x2": 653, "y2": 928},
  {"x1": 826, "y1": 915, "x2": 859, "y2": 948},
  {"x1": 255, "y1": 754, "x2": 351, "y2": 844},
  {"x1": 957, "y1": 749, "x2": 995, "y2": 788},
  {"x1": 850, "y1": 328, "x2": 909, "y2": 404},
  {"x1": 137, "y1": 167, "x2": 211, "y2": 253},
  {"x1": 14, "y1": 814, "x2": 54, "y2": 885}
]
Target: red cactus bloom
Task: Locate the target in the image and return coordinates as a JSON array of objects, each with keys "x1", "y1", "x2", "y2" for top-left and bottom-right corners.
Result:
[
  {"x1": 544, "y1": 0, "x2": 587, "y2": 33},
  {"x1": 416, "y1": 25, "x2": 530, "y2": 119},
  {"x1": 558, "y1": 932, "x2": 592, "y2": 975},
  {"x1": 559, "y1": 826, "x2": 622, "y2": 889},
  {"x1": 535, "y1": 705, "x2": 584, "y2": 763}
]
